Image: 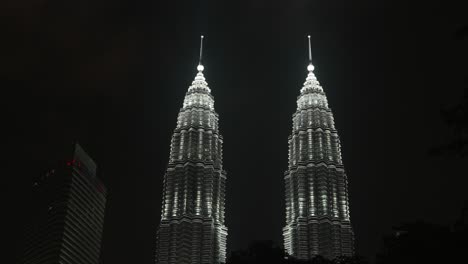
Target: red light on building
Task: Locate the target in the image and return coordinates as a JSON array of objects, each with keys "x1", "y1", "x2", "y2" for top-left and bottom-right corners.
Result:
[{"x1": 66, "y1": 159, "x2": 79, "y2": 167}]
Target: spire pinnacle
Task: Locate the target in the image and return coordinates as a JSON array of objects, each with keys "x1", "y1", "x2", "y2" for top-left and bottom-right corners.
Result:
[
  {"x1": 307, "y1": 35, "x2": 315, "y2": 72},
  {"x1": 197, "y1": 35, "x2": 204, "y2": 72}
]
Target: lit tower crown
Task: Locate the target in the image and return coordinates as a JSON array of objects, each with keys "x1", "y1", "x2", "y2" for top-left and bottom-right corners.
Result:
[
  {"x1": 282, "y1": 36, "x2": 355, "y2": 260},
  {"x1": 155, "y1": 36, "x2": 228, "y2": 264}
]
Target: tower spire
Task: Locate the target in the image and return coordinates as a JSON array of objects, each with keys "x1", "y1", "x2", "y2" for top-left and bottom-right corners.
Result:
[
  {"x1": 307, "y1": 35, "x2": 315, "y2": 72},
  {"x1": 197, "y1": 35, "x2": 204, "y2": 72}
]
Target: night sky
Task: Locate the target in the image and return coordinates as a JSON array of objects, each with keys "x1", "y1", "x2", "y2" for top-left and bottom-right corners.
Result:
[{"x1": 5, "y1": 1, "x2": 468, "y2": 263}]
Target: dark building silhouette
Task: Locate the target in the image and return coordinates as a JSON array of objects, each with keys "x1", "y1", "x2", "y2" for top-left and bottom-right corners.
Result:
[
  {"x1": 22, "y1": 143, "x2": 107, "y2": 264},
  {"x1": 283, "y1": 37, "x2": 354, "y2": 260},
  {"x1": 455, "y1": 200, "x2": 468, "y2": 232},
  {"x1": 155, "y1": 37, "x2": 228, "y2": 264}
]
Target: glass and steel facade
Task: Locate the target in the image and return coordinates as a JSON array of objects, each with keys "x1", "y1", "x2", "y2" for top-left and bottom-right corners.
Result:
[{"x1": 22, "y1": 143, "x2": 107, "y2": 264}]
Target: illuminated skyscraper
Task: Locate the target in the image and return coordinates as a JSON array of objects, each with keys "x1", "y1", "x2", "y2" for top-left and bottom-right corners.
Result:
[
  {"x1": 22, "y1": 143, "x2": 107, "y2": 264},
  {"x1": 282, "y1": 36, "x2": 354, "y2": 260},
  {"x1": 155, "y1": 36, "x2": 228, "y2": 264}
]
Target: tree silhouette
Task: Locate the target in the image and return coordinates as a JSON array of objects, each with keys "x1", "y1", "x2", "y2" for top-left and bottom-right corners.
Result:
[
  {"x1": 430, "y1": 25, "x2": 468, "y2": 157},
  {"x1": 376, "y1": 203, "x2": 468, "y2": 264},
  {"x1": 376, "y1": 221, "x2": 452, "y2": 264},
  {"x1": 227, "y1": 240, "x2": 367, "y2": 264}
]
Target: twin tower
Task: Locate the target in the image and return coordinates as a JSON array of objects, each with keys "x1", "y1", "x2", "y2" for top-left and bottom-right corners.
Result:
[{"x1": 155, "y1": 36, "x2": 354, "y2": 264}]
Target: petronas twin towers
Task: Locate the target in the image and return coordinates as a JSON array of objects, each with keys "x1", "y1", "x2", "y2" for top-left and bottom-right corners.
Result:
[
  {"x1": 155, "y1": 37, "x2": 227, "y2": 263},
  {"x1": 155, "y1": 36, "x2": 354, "y2": 264}
]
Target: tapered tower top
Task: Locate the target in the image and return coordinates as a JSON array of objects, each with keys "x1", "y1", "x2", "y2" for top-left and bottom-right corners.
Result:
[{"x1": 184, "y1": 35, "x2": 212, "y2": 108}]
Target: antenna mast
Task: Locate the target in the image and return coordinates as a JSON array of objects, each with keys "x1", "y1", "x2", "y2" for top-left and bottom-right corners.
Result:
[
  {"x1": 199, "y1": 35, "x2": 204, "y2": 65},
  {"x1": 197, "y1": 35, "x2": 204, "y2": 72},
  {"x1": 307, "y1": 35, "x2": 314, "y2": 72}
]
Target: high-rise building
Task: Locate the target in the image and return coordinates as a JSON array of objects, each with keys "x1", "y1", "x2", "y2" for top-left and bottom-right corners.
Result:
[
  {"x1": 155, "y1": 36, "x2": 228, "y2": 264},
  {"x1": 22, "y1": 143, "x2": 107, "y2": 264},
  {"x1": 455, "y1": 200, "x2": 468, "y2": 232},
  {"x1": 282, "y1": 36, "x2": 354, "y2": 260}
]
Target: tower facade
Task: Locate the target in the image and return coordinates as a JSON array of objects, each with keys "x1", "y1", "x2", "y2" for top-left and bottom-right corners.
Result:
[
  {"x1": 282, "y1": 39, "x2": 354, "y2": 260},
  {"x1": 22, "y1": 143, "x2": 107, "y2": 264},
  {"x1": 155, "y1": 42, "x2": 228, "y2": 264}
]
